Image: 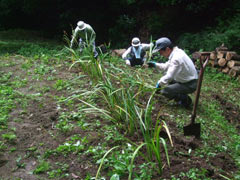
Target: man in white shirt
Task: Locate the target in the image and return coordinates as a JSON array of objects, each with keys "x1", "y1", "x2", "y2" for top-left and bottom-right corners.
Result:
[
  {"x1": 70, "y1": 21, "x2": 98, "y2": 58},
  {"x1": 122, "y1": 37, "x2": 153, "y2": 66},
  {"x1": 147, "y1": 37, "x2": 198, "y2": 108}
]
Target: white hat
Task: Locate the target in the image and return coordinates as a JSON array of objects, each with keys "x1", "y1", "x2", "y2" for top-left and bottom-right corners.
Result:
[
  {"x1": 131, "y1": 37, "x2": 141, "y2": 47},
  {"x1": 77, "y1": 21, "x2": 86, "y2": 30}
]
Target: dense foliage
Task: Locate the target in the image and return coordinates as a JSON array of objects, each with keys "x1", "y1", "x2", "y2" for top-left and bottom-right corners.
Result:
[{"x1": 0, "y1": 0, "x2": 239, "y2": 51}]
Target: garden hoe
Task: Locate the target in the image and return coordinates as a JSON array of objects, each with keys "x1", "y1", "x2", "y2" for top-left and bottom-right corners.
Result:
[{"x1": 184, "y1": 56, "x2": 209, "y2": 138}]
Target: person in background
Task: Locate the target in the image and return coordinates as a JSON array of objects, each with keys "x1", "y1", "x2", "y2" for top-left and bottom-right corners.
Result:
[
  {"x1": 147, "y1": 37, "x2": 198, "y2": 108},
  {"x1": 122, "y1": 37, "x2": 153, "y2": 66},
  {"x1": 70, "y1": 20, "x2": 98, "y2": 58}
]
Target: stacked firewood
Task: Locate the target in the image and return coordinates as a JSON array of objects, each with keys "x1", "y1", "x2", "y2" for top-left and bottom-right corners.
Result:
[{"x1": 192, "y1": 44, "x2": 240, "y2": 80}]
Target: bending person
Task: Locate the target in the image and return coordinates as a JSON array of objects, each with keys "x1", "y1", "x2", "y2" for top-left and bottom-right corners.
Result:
[
  {"x1": 70, "y1": 20, "x2": 98, "y2": 58},
  {"x1": 147, "y1": 37, "x2": 198, "y2": 108},
  {"x1": 122, "y1": 37, "x2": 153, "y2": 66}
]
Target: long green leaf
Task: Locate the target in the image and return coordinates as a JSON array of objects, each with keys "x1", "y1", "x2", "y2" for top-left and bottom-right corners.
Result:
[
  {"x1": 128, "y1": 143, "x2": 146, "y2": 180},
  {"x1": 95, "y1": 146, "x2": 119, "y2": 180},
  {"x1": 160, "y1": 137, "x2": 170, "y2": 167}
]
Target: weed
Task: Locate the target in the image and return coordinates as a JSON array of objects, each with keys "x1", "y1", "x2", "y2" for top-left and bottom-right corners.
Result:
[
  {"x1": 33, "y1": 160, "x2": 51, "y2": 174},
  {"x1": 52, "y1": 135, "x2": 88, "y2": 156},
  {"x1": 48, "y1": 162, "x2": 70, "y2": 179},
  {"x1": 179, "y1": 168, "x2": 212, "y2": 180},
  {"x1": 0, "y1": 141, "x2": 7, "y2": 150},
  {"x1": 2, "y1": 132, "x2": 17, "y2": 143},
  {"x1": 16, "y1": 155, "x2": 25, "y2": 169},
  {"x1": 95, "y1": 146, "x2": 119, "y2": 180}
]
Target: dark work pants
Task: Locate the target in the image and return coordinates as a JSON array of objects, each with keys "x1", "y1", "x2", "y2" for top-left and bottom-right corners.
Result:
[
  {"x1": 161, "y1": 79, "x2": 198, "y2": 102},
  {"x1": 129, "y1": 58, "x2": 144, "y2": 67}
]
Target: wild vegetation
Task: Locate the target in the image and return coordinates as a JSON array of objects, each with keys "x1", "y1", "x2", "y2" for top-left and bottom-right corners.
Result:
[
  {"x1": 1, "y1": 0, "x2": 240, "y2": 51},
  {"x1": 0, "y1": 30, "x2": 240, "y2": 179}
]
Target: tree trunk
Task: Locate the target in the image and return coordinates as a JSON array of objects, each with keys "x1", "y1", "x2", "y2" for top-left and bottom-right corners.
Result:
[
  {"x1": 218, "y1": 58, "x2": 227, "y2": 67},
  {"x1": 227, "y1": 60, "x2": 240, "y2": 68},
  {"x1": 228, "y1": 66, "x2": 240, "y2": 77}
]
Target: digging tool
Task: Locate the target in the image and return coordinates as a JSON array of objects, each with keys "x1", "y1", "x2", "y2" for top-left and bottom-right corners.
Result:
[{"x1": 184, "y1": 56, "x2": 209, "y2": 138}]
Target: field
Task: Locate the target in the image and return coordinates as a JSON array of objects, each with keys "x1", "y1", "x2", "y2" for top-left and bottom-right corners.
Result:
[{"x1": 0, "y1": 30, "x2": 240, "y2": 180}]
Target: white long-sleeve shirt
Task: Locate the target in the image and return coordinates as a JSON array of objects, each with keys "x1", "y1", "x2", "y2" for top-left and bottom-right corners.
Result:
[
  {"x1": 155, "y1": 47, "x2": 198, "y2": 85},
  {"x1": 122, "y1": 43, "x2": 153, "y2": 60}
]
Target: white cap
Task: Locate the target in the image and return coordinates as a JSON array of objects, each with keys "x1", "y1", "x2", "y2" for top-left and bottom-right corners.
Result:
[
  {"x1": 131, "y1": 37, "x2": 141, "y2": 47},
  {"x1": 77, "y1": 21, "x2": 86, "y2": 30}
]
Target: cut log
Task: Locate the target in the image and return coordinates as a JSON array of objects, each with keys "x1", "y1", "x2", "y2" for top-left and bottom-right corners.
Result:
[
  {"x1": 222, "y1": 67, "x2": 230, "y2": 74},
  {"x1": 228, "y1": 66, "x2": 240, "y2": 77},
  {"x1": 215, "y1": 44, "x2": 228, "y2": 52},
  {"x1": 199, "y1": 52, "x2": 211, "y2": 56},
  {"x1": 192, "y1": 51, "x2": 211, "y2": 61},
  {"x1": 111, "y1": 49, "x2": 126, "y2": 57},
  {"x1": 192, "y1": 52, "x2": 201, "y2": 61},
  {"x1": 226, "y1": 51, "x2": 237, "y2": 61},
  {"x1": 227, "y1": 60, "x2": 240, "y2": 68},
  {"x1": 210, "y1": 52, "x2": 217, "y2": 60},
  {"x1": 209, "y1": 59, "x2": 219, "y2": 68},
  {"x1": 218, "y1": 58, "x2": 227, "y2": 67},
  {"x1": 217, "y1": 51, "x2": 227, "y2": 59},
  {"x1": 228, "y1": 54, "x2": 240, "y2": 61}
]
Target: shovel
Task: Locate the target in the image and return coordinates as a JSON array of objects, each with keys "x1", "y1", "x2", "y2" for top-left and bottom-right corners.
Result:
[{"x1": 184, "y1": 56, "x2": 209, "y2": 138}]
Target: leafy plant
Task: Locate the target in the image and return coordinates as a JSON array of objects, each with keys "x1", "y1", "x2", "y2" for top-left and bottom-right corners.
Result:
[
  {"x1": 95, "y1": 146, "x2": 119, "y2": 180},
  {"x1": 34, "y1": 160, "x2": 50, "y2": 174},
  {"x1": 136, "y1": 92, "x2": 173, "y2": 174},
  {"x1": 2, "y1": 132, "x2": 17, "y2": 143}
]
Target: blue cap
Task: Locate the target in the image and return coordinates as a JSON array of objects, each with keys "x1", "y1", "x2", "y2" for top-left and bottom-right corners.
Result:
[{"x1": 154, "y1": 37, "x2": 172, "y2": 52}]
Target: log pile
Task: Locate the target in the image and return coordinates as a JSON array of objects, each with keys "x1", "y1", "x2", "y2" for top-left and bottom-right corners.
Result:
[{"x1": 192, "y1": 44, "x2": 240, "y2": 80}]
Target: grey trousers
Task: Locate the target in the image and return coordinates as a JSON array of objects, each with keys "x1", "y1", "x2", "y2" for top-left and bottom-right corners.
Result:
[
  {"x1": 161, "y1": 79, "x2": 198, "y2": 101},
  {"x1": 79, "y1": 38, "x2": 98, "y2": 58}
]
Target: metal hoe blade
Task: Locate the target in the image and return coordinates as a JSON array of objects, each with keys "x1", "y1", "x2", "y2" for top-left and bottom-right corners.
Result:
[{"x1": 184, "y1": 122, "x2": 201, "y2": 138}]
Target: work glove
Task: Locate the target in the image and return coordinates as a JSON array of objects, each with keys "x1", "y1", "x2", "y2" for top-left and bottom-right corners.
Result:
[
  {"x1": 147, "y1": 61, "x2": 156, "y2": 68},
  {"x1": 126, "y1": 60, "x2": 131, "y2": 66},
  {"x1": 156, "y1": 80, "x2": 161, "y2": 89},
  {"x1": 155, "y1": 81, "x2": 161, "y2": 94}
]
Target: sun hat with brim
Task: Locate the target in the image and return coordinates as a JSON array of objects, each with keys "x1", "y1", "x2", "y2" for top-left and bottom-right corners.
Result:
[
  {"x1": 131, "y1": 37, "x2": 141, "y2": 47},
  {"x1": 152, "y1": 37, "x2": 172, "y2": 53},
  {"x1": 77, "y1": 21, "x2": 86, "y2": 30}
]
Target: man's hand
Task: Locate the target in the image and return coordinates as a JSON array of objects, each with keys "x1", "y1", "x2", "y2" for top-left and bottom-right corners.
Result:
[
  {"x1": 126, "y1": 60, "x2": 131, "y2": 66},
  {"x1": 147, "y1": 61, "x2": 156, "y2": 68}
]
